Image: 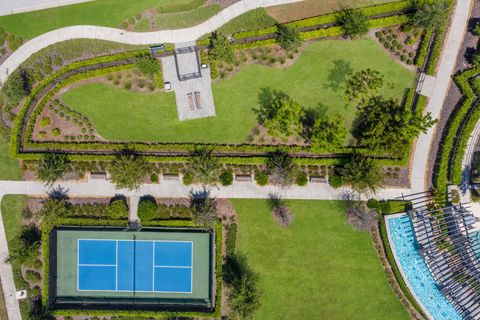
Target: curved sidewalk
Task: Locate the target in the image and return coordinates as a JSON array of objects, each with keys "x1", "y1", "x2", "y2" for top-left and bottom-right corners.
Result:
[
  {"x1": 410, "y1": 0, "x2": 472, "y2": 194},
  {"x1": 0, "y1": 0, "x2": 301, "y2": 83}
]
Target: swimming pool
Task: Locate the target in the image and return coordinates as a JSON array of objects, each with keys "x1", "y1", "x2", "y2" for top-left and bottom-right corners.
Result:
[{"x1": 386, "y1": 215, "x2": 462, "y2": 320}]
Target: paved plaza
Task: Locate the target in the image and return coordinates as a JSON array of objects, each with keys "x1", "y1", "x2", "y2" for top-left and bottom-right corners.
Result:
[{"x1": 161, "y1": 42, "x2": 215, "y2": 121}]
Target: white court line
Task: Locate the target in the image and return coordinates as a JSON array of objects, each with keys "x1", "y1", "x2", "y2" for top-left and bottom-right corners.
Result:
[
  {"x1": 115, "y1": 240, "x2": 118, "y2": 291},
  {"x1": 152, "y1": 241, "x2": 155, "y2": 291},
  {"x1": 78, "y1": 264, "x2": 116, "y2": 267}
]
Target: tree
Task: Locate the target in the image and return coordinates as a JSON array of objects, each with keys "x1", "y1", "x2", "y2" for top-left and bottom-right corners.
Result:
[
  {"x1": 7, "y1": 224, "x2": 41, "y2": 265},
  {"x1": 225, "y1": 255, "x2": 261, "y2": 320},
  {"x1": 38, "y1": 197, "x2": 70, "y2": 225},
  {"x1": 1, "y1": 69, "x2": 30, "y2": 109},
  {"x1": 109, "y1": 151, "x2": 150, "y2": 190},
  {"x1": 275, "y1": 24, "x2": 302, "y2": 51},
  {"x1": 352, "y1": 96, "x2": 436, "y2": 153},
  {"x1": 36, "y1": 153, "x2": 69, "y2": 186},
  {"x1": 267, "y1": 151, "x2": 296, "y2": 186},
  {"x1": 344, "y1": 69, "x2": 384, "y2": 103},
  {"x1": 336, "y1": 8, "x2": 369, "y2": 38},
  {"x1": 187, "y1": 148, "x2": 222, "y2": 185},
  {"x1": 191, "y1": 196, "x2": 218, "y2": 229},
  {"x1": 410, "y1": 0, "x2": 449, "y2": 30},
  {"x1": 255, "y1": 90, "x2": 305, "y2": 140},
  {"x1": 268, "y1": 193, "x2": 294, "y2": 226},
  {"x1": 135, "y1": 55, "x2": 161, "y2": 78},
  {"x1": 341, "y1": 154, "x2": 384, "y2": 194},
  {"x1": 209, "y1": 32, "x2": 234, "y2": 63},
  {"x1": 310, "y1": 114, "x2": 346, "y2": 150}
]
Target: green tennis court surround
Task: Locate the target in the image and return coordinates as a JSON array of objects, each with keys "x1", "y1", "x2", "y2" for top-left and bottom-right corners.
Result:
[{"x1": 50, "y1": 227, "x2": 215, "y2": 311}]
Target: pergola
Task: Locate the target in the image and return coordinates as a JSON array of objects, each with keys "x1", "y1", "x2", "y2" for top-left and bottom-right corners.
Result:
[{"x1": 401, "y1": 191, "x2": 480, "y2": 319}]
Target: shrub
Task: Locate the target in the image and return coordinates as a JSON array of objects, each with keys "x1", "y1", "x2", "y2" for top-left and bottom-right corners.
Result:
[
  {"x1": 183, "y1": 172, "x2": 193, "y2": 185},
  {"x1": 51, "y1": 128, "x2": 61, "y2": 136},
  {"x1": 135, "y1": 55, "x2": 161, "y2": 78},
  {"x1": 138, "y1": 198, "x2": 158, "y2": 221},
  {"x1": 107, "y1": 199, "x2": 128, "y2": 219},
  {"x1": 275, "y1": 23, "x2": 302, "y2": 51},
  {"x1": 226, "y1": 223, "x2": 237, "y2": 256},
  {"x1": 24, "y1": 270, "x2": 41, "y2": 283},
  {"x1": 328, "y1": 172, "x2": 342, "y2": 188},
  {"x1": 38, "y1": 131, "x2": 46, "y2": 139},
  {"x1": 150, "y1": 173, "x2": 158, "y2": 183},
  {"x1": 254, "y1": 172, "x2": 268, "y2": 186},
  {"x1": 220, "y1": 171, "x2": 234, "y2": 186},
  {"x1": 296, "y1": 171, "x2": 308, "y2": 186},
  {"x1": 40, "y1": 117, "x2": 51, "y2": 128}
]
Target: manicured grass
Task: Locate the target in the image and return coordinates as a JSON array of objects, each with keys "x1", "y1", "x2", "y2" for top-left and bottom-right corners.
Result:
[
  {"x1": 0, "y1": 0, "x2": 195, "y2": 39},
  {"x1": 217, "y1": 8, "x2": 278, "y2": 35},
  {"x1": 0, "y1": 138, "x2": 22, "y2": 180},
  {"x1": 268, "y1": 0, "x2": 405, "y2": 23},
  {"x1": 230, "y1": 199, "x2": 409, "y2": 320},
  {"x1": 156, "y1": 5, "x2": 221, "y2": 30},
  {"x1": 133, "y1": 18, "x2": 152, "y2": 32},
  {"x1": 61, "y1": 39, "x2": 415, "y2": 144}
]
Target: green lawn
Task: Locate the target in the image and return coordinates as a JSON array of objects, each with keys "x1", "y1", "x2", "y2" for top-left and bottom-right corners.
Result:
[
  {"x1": 0, "y1": 138, "x2": 22, "y2": 180},
  {"x1": 0, "y1": 0, "x2": 196, "y2": 39},
  {"x1": 217, "y1": 8, "x2": 278, "y2": 35},
  {"x1": 156, "y1": 5, "x2": 221, "y2": 30},
  {"x1": 230, "y1": 199, "x2": 409, "y2": 320},
  {"x1": 62, "y1": 39, "x2": 414, "y2": 144}
]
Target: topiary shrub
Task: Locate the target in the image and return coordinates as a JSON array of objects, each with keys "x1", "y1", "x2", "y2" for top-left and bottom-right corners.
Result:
[
  {"x1": 107, "y1": 199, "x2": 128, "y2": 219},
  {"x1": 328, "y1": 172, "x2": 342, "y2": 188},
  {"x1": 51, "y1": 128, "x2": 61, "y2": 136},
  {"x1": 254, "y1": 172, "x2": 268, "y2": 186},
  {"x1": 39, "y1": 117, "x2": 50, "y2": 128},
  {"x1": 296, "y1": 171, "x2": 308, "y2": 186},
  {"x1": 183, "y1": 172, "x2": 193, "y2": 185},
  {"x1": 138, "y1": 197, "x2": 158, "y2": 221},
  {"x1": 24, "y1": 270, "x2": 41, "y2": 283},
  {"x1": 38, "y1": 131, "x2": 46, "y2": 139},
  {"x1": 150, "y1": 173, "x2": 158, "y2": 183},
  {"x1": 220, "y1": 171, "x2": 233, "y2": 186}
]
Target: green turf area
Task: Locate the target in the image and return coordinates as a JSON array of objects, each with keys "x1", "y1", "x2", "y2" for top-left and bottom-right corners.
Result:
[
  {"x1": 133, "y1": 18, "x2": 152, "y2": 32},
  {"x1": 0, "y1": 138, "x2": 22, "y2": 180},
  {"x1": 230, "y1": 199, "x2": 409, "y2": 320},
  {"x1": 0, "y1": 0, "x2": 198, "y2": 39},
  {"x1": 217, "y1": 8, "x2": 278, "y2": 35},
  {"x1": 61, "y1": 39, "x2": 414, "y2": 144},
  {"x1": 156, "y1": 5, "x2": 221, "y2": 30}
]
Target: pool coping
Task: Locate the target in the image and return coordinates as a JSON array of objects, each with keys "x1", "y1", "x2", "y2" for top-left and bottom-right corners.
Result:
[{"x1": 384, "y1": 213, "x2": 434, "y2": 320}]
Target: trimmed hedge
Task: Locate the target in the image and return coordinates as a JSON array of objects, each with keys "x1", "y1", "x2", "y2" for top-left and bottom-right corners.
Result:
[
  {"x1": 225, "y1": 223, "x2": 237, "y2": 256},
  {"x1": 415, "y1": 30, "x2": 433, "y2": 68},
  {"x1": 434, "y1": 68, "x2": 479, "y2": 204}
]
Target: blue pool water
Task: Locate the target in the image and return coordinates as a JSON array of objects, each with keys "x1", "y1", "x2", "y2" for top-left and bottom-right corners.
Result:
[{"x1": 387, "y1": 215, "x2": 462, "y2": 320}]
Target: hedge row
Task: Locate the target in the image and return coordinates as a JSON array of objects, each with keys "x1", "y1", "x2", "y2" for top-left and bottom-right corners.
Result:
[
  {"x1": 433, "y1": 68, "x2": 478, "y2": 203},
  {"x1": 233, "y1": 0, "x2": 411, "y2": 39},
  {"x1": 43, "y1": 218, "x2": 223, "y2": 318},
  {"x1": 225, "y1": 223, "x2": 237, "y2": 256},
  {"x1": 425, "y1": 0, "x2": 453, "y2": 75},
  {"x1": 415, "y1": 30, "x2": 433, "y2": 68}
]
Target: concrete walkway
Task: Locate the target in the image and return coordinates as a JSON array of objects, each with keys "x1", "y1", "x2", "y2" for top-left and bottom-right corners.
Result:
[
  {"x1": 0, "y1": 0, "x2": 92, "y2": 17},
  {"x1": 411, "y1": 0, "x2": 472, "y2": 194},
  {"x1": 0, "y1": 0, "x2": 301, "y2": 83}
]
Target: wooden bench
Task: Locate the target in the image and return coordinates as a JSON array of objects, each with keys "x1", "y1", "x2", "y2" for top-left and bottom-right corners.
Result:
[
  {"x1": 309, "y1": 176, "x2": 325, "y2": 183},
  {"x1": 90, "y1": 172, "x2": 107, "y2": 180},
  {"x1": 163, "y1": 174, "x2": 180, "y2": 181},
  {"x1": 235, "y1": 174, "x2": 252, "y2": 182}
]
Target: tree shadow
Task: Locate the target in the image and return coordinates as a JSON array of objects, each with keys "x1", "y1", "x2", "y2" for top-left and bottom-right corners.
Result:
[
  {"x1": 47, "y1": 185, "x2": 69, "y2": 200},
  {"x1": 323, "y1": 60, "x2": 353, "y2": 92},
  {"x1": 139, "y1": 195, "x2": 156, "y2": 205},
  {"x1": 189, "y1": 186, "x2": 211, "y2": 206},
  {"x1": 223, "y1": 253, "x2": 254, "y2": 285},
  {"x1": 110, "y1": 194, "x2": 127, "y2": 205},
  {"x1": 253, "y1": 87, "x2": 289, "y2": 123},
  {"x1": 302, "y1": 102, "x2": 329, "y2": 130},
  {"x1": 465, "y1": 47, "x2": 476, "y2": 64}
]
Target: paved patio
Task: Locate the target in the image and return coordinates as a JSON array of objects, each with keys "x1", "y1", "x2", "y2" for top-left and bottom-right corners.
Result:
[{"x1": 161, "y1": 42, "x2": 216, "y2": 121}]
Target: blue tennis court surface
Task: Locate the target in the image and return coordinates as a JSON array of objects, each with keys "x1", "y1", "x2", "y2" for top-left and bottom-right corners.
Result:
[{"x1": 78, "y1": 239, "x2": 193, "y2": 293}]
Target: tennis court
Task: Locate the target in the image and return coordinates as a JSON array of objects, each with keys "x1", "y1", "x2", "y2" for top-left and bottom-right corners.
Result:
[
  {"x1": 78, "y1": 239, "x2": 193, "y2": 293},
  {"x1": 54, "y1": 229, "x2": 212, "y2": 303}
]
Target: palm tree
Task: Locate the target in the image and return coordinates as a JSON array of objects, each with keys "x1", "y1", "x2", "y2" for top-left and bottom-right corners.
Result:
[
  {"x1": 187, "y1": 148, "x2": 222, "y2": 185},
  {"x1": 36, "y1": 152, "x2": 69, "y2": 186}
]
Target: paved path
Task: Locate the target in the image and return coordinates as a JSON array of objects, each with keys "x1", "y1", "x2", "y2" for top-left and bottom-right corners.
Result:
[
  {"x1": 0, "y1": 0, "x2": 92, "y2": 17},
  {"x1": 411, "y1": 0, "x2": 472, "y2": 194},
  {"x1": 0, "y1": 0, "x2": 301, "y2": 83}
]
